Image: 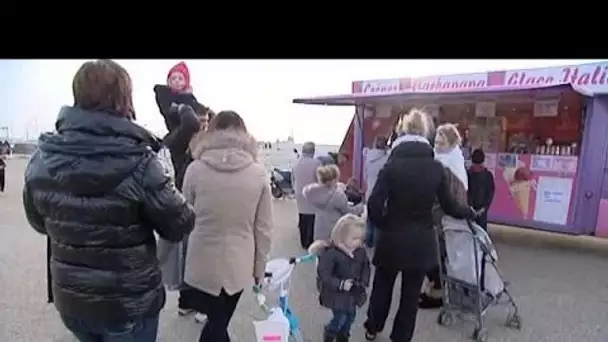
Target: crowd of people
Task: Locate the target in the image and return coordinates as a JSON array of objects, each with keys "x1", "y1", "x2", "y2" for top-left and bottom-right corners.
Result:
[
  {"x1": 293, "y1": 111, "x2": 496, "y2": 341},
  {"x1": 20, "y1": 59, "x2": 495, "y2": 342},
  {"x1": 22, "y1": 60, "x2": 271, "y2": 342}
]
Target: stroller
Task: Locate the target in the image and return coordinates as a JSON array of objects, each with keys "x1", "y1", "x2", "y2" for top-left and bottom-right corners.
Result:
[
  {"x1": 270, "y1": 168, "x2": 294, "y2": 199},
  {"x1": 436, "y1": 218, "x2": 522, "y2": 342}
]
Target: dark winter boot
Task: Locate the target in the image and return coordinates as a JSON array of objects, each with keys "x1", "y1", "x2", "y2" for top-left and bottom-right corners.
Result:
[
  {"x1": 418, "y1": 292, "x2": 443, "y2": 309},
  {"x1": 323, "y1": 327, "x2": 337, "y2": 342},
  {"x1": 336, "y1": 332, "x2": 350, "y2": 342}
]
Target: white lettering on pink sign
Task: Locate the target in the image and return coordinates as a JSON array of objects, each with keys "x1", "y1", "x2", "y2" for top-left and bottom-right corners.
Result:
[
  {"x1": 410, "y1": 73, "x2": 487, "y2": 92},
  {"x1": 353, "y1": 62, "x2": 608, "y2": 95},
  {"x1": 360, "y1": 80, "x2": 403, "y2": 94}
]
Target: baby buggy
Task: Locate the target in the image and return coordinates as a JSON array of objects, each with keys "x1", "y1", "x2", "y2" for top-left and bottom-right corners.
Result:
[
  {"x1": 253, "y1": 254, "x2": 316, "y2": 342},
  {"x1": 270, "y1": 168, "x2": 294, "y2": 199},
  {"x1": 436, "y1": 218, "x2": 522, "y2": 342}
]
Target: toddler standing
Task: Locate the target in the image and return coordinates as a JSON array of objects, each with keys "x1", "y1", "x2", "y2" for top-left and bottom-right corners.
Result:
[{"x1": 309, "y1": 214, "x2": 371, "y2": 342}]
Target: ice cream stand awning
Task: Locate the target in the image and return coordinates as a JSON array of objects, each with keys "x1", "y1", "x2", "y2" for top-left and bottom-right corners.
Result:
[
  {"x1": 292, "y1": 61, "x2": 608, "y2": 236},
  {"x1": 292, "y1": 83, "x2": 588, "y2": 187},
  {"x1": 292, "y1": 84, "x2": 592, "y2": 107}
]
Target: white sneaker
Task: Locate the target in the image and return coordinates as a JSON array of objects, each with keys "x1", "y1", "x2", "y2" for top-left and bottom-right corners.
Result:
[{"x1": 194, "y1": 312, "x2": 208, "y2": 324}]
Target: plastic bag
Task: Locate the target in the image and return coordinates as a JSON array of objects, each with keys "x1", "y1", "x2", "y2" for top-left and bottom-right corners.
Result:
[{"x1": 254, "y1": 308, "x2": 290, "y2": 342}]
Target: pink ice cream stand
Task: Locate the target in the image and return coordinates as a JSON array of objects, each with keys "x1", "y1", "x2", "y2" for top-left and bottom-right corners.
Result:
[{"x1": 293, "y1": 61, "x2": 608, "y2": 237}]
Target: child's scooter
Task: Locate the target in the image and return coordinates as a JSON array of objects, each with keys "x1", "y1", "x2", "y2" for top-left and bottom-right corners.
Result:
[{"x1": 253, "y1": 254, "x2": 316, "y2": 342}]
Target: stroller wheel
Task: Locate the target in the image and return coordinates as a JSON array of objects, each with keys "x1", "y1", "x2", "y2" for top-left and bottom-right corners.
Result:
[
  {"x1": 271, "y1": 186, "x2": 283, "y2": 199},
  {"x1": 472, "y1": 327, "x2": 488, "y2": 342},
  {"x1": 437, "y1": 310, "x2": 453, "y2": 326},
  {"x1": 506, "y1": 313, "x2": 522, "y2": 330}
]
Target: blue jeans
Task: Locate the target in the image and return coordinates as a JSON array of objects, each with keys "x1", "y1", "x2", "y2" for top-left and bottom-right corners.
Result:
[
  {"x1": 60, "y1": 314, "x2": 159, "y2": 342},
  {"x1": 326, "y1": 310, "x2": 356, "y2": 336},
  {"x1": 365, "y1": 217, "x2": 376, "y2": 248}
]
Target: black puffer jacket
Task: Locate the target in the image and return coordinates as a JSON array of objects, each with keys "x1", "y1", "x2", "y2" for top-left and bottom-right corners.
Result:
[
  {"x1": 367, "y1": 140, "x2": 474, "y2": 271},
  {"x1": 23, "y1": 106, "x2": 196, "y2": 323}
]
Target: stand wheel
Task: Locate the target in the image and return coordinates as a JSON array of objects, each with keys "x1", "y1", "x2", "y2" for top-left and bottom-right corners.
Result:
[
  {"x1": 437, "y1": 310, "x2": 453, "y2": 326},
  {"x1": 472, "y1": 327, "x2": 488, "y2": 342},
  {"x1": 506, "y1": 313, "x2": 522, "y2": 330}
]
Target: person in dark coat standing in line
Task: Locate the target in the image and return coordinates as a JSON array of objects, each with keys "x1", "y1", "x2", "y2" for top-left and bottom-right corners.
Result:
[
  {"x1": 154, "y1": 62, "x2": 214, "y2": 321},
  {"x1": 467, "y1": 149, "x2": 495, "y2": 230},
  {"x1": 153, "y1": 61, "x2": 214, "y2": 190},
  {"x1": 363, "y1": 109, "x2": 475, "y2": 342},
  {"x1": 23, "y1": 59, "x2": 196, "y2": 341}
]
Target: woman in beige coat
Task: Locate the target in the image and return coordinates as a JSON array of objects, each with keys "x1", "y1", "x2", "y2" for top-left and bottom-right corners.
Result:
[{"x1": 182, "y1": 110, "x2": 273, "y2": 342}]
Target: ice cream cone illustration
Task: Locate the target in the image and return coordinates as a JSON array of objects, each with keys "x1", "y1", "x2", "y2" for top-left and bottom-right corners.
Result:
[
  {"x1": 510, "y1": 180, "x2": 531, "y2": 218},
  {"x1": 503, "y1": 161, "x2": 533, "y2": 219}
]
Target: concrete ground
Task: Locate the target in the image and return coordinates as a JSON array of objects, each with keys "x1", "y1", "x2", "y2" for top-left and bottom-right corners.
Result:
[{"x1": 1, "y1": 158, "x2": 607, "y2": 342}]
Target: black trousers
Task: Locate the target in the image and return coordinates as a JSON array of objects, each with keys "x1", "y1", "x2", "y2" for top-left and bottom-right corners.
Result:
[
  {"x1": 192, "y1": 288, "x2": 242, "y2": 342},
  {"x1": 0, "y1": 169, "x2": 4, "y2": 192},
  {"x1": 365, "y1": 267, "x2": 426, "y2": 342},
  {"x1": 297, "y1": 213, "x2": 315, "y2": 249},
  {"x1": 178, "y1": 285, "x2": 198, "y2": 310}
]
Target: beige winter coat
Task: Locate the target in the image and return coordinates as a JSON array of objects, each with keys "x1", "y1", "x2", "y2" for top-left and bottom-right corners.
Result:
[{"x1": 182, "y1": 129, "x2": 273, "y2": 296}]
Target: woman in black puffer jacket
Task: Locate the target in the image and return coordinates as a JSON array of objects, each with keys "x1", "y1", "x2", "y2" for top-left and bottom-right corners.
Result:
[
  {"x1": 23, "y1": 60, "x2": 195, "y2": 341},
  {"x1": 364, "y1": 109, "x2": 474, "y2": 342}
]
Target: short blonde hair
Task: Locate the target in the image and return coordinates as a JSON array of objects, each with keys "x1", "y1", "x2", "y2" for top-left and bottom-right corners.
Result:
[
  {"x1": 396, "y1": 108, "x2": 431, "y2": 137},
  {"x1": 330, "y1": 214, "x2": 365, "y2": 245},
  {"x1": 316, "y1": 164, "x2": 340, "y2": 184},
  {"x1": 435, "y1": 123, "x2": 462, "y2": 149}
]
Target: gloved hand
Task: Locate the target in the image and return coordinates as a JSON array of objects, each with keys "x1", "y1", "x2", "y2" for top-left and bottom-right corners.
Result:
[
  {"x1": 350, "y1": 282, "x2": 366, "y2": 297},
  {"x1": 351, "y1": 282, "x2": 368, "y2": 307}
]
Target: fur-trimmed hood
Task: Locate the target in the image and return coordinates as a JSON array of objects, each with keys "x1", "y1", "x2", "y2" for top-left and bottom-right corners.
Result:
[{"x1": 190, "y1": 129, "x2": 258, "y2": 173}]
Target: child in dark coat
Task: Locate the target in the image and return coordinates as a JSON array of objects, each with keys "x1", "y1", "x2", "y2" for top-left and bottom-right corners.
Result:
[
  {"x1": 309, "y1": 214, "x2": 371, "y2": 342},
  {"x1": 467, "y1": 149, "x2": 496, "y2": 230}
]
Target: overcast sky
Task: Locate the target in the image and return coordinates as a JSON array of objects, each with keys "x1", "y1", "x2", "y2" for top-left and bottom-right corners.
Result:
[{"x1": 0, "y1": 59, "x2": 602, "y2": 145}]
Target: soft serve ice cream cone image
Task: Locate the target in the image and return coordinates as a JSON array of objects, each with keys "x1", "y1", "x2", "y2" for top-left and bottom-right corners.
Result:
[{"x1": 503, "y1": 161, "x2": 534, "y2": 218}]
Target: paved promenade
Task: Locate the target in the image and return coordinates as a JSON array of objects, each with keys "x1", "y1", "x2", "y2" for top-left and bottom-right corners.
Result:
[{"x1": 1, "y1": 158, "x2": 607, "y2": 341}]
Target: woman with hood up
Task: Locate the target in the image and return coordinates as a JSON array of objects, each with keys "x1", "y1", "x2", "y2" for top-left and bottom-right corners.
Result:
[{"x1": 363, "y1": 109, "x2": 475, "y2": 342}]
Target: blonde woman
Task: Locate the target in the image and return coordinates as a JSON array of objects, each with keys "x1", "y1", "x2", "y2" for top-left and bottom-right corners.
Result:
[
  {"x1": 302, "y1": 164, "x2": 364, "y2": 242},
  {"x1": 420, "y1": 123, "x2": 471, "y2": 309},
  {"x1": 364, "y1": 109, "x2": 475, "y2": 342}
]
